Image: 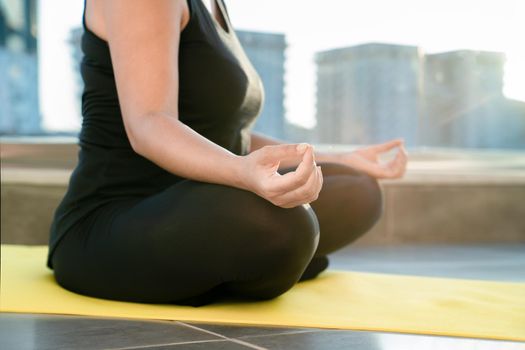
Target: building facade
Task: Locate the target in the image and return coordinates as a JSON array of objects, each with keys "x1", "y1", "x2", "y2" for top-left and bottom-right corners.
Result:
[
  {"x1": 315, "y1": 43, "x2": 423, "y2": 146},
  {"x1": 0, "y1": 0, "x2": 40, "y2": 135},
  {"x1": 423, "y1": 50, "x2": 524, "y2": 148},
  {"x1": 315, "y1": 43, "x2": 525, "y2": 149}
]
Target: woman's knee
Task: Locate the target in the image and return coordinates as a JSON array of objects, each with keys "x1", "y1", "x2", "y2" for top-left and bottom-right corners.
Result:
[
  {"x1": 244, "y1": 199, "x2": 318, "y2": 253},
  {"x1": 314, "y1": 165, "x2": 384, "y2": 234},
  {"x1": 224, "y1": 203, "x2": 320, "y2": 300},
  {"x1": 266, "y1": 203, "x2": 320, "y2": 266},
  {"x1": 311, "y1": 161, "x2": 382, "y2": 214},
  {"x1": 327, "y1": 163, "x2": 383, "y2": 220},
  {"x1": 231, "y1": 198, "x2": 320, "y2": 283},
  {"x1": 345, "y1": 171, "x2": 383, "y2": 233},
  {"x1": 361, "y1": 173, "x2": 384, "y2": 225}
]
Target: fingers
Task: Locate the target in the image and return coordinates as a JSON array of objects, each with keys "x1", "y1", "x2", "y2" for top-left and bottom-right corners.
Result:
[
  {"x1": 385, "y1": 143, "x2": 408, "y2": 178},
  {"x1": 397, "y1": 144, "x2": 408, "y2": 176},
  {"x1": 371, "y1": 138, "x2": 404, "y2": 153},
  {"x1": 270, "y1": 144, "x2": 316, "y2": 193},
  {"x1": 258, "y1": 143, "x2": 309, "y2": 164},
  {"x1": 275, "y1": 165, "x2": 323, "y2": 208},
  {"x1": 264, "y1": 144, "x2": 324, "y2": 207}
]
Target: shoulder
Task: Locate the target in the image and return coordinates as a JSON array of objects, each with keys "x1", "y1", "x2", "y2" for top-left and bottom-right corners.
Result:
[{"x1": 86, "y1": 0, "x2": 190, "y2": 41}]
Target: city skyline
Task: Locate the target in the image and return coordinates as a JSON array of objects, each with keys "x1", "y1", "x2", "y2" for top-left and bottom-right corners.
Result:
[
  {"x1": 315, "y1": 43, "x2": 524, "y2": 149},
  {"x1": 36, "y1": 0, "x2": 525, "y2": 132}
]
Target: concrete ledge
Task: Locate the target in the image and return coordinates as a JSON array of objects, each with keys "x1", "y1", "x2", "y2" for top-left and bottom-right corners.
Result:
[
  {"x1": 2, "y1": 166, "x2": 525, "y2": 186},
  {"x1": 1, "y1": 168, "x2": 71, "y2": 186},
  {"x1": 2, "y1": 166, "x2": 524, "y2": 247},
  {"x1": 2, "y1": 138, "x2": 525, "y2": 246}
]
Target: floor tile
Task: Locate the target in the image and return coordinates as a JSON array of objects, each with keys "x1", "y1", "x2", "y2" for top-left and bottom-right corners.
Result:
[
  {"x1": 245, "y1": 330, "x2": 525, "y2": 350},
  {"x1": 0, "y1": 313, "x2": 219, "y2": 350},
  {"x1": 330, "y1": 243, "x2": 525, "y2": 282},
  {"x1": 125, "y1": 339, "x2": 258, "y2": 349},
  {"x1": 183, "y1": 321, "x2": 317, "y2": 338}
]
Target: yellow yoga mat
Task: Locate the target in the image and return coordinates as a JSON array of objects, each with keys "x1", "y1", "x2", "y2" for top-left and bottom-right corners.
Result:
[{"x1": 1, "y1": 245, "x2": 524, "y2": 342}]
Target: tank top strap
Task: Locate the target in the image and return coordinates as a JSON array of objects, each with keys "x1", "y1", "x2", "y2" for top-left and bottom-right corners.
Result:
[{"x1": 216, "y1": 0, "x2": 235, "y2": 33}]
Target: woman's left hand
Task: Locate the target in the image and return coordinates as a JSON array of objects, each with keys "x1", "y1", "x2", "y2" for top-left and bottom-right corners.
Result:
[{"x1": 334, "y1": 138, "x2": 408, "y2": 179}]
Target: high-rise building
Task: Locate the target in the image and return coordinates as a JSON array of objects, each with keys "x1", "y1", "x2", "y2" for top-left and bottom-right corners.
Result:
[
  {"x1": 0, "y1": 0, "x2": 40, "y2": 135},
  {"x1": 315, "y1": 43, "x2": 423, "y2": 146},
  {"x1": 315, "y1": 43, "x2": 525, "y2": 149},
  {"x1": 236, "y1": 30, "x2": 287, "y2": 139},
  {"x1": 67, "y1": 27, "x2": 83, "y2": 111},
  {"x1": 423, "y1": 50, "x2": 524, "y2": 148}
]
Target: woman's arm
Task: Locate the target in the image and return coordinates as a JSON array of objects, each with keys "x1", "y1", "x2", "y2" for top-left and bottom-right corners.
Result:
[
  {"x1": 101, "y1": 0, "x2": 245, "y2": 189},
  {"x1": 99, "y1": 0, "x2": 323, "y2": 207}
]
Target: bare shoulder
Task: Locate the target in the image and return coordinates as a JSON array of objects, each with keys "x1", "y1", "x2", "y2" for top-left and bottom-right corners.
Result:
[
  {"x1": 85, "y1": 0, "x2": 190, "y2": 42},
  {"x1": 88, "y1": 0, "x2": 192, "y2": 150}
]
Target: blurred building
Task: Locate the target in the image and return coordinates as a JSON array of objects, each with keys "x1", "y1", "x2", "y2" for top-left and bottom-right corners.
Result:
[
  {"x1": 315, "y1": 43, "x2": 423, "y2": 146},
  {"x1": 0, "y1": 0, "x2": 41, "y2": 135},
  {"x1": 283, "y1": 122, "x2": 315, "y2": 143},
  {"x1": 67, "y1": 26, "x2": 83, "y2": 109},
  {"x1": 236, "y1": 30, "x2": 287, "y2": 139},
  {"x1": 423, "y1": 50, "x2": 525, "y2": 149},
  {"x1": 315, "y1": 44, "x2": 525, "y2": 149}
]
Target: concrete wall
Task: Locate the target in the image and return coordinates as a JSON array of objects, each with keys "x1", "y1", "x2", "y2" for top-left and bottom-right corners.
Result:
[{"x1": 2, "y1": 141, "x2": 524, "y2": 246}]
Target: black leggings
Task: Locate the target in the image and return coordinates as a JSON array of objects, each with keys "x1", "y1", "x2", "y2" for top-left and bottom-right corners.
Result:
[{"x1": 51, "y1": 162, "x2": 383, "y2": 306}]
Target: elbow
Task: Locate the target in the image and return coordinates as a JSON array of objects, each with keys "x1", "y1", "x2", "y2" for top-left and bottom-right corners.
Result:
[
  {"x1": 129, "y1": 134, "x2": 144, "y2": 156},
  {"x1": 124, "y1": 111, "x2": 178, "y2": 157},
  {"x1": 128, "y1": 125, "x2": 150, "y2": 157},
  {"x1": 124, "y1": 111, "x2": 169, "y2": 157},
  {"x1": 124, "y1": 117, "x2": 146, "y2": 156}
]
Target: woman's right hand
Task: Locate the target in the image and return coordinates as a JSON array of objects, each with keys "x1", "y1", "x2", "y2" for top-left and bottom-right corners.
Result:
[{"x1": 240, "y1": 143, "x2": 323, "y2": 208}]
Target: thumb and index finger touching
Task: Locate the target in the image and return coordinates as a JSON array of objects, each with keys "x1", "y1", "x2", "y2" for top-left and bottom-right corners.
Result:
[
  {"x1": 370, "y1": 138, "x2": 405, "y2": 153},
  {"x1": 264, "y1": 143, "x2": 318, "y2": 193}
]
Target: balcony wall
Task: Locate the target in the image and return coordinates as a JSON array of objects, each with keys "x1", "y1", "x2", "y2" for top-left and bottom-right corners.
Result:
[{"x1": 2, "y1": 138, "x2": 524, "y2": 246}]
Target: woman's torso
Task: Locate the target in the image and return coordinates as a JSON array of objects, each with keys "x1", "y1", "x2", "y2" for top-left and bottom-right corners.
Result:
[{"x1": 47, "y1": 0, "x2": 265, "y2": 267}]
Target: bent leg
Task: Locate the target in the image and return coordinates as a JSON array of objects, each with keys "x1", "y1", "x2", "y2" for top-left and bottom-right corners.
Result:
[
  {"x1": 312, "y1": 162, "x2": 383, "y2": 256},
  {"x1": 51, "y1": 179, "x2": 320, "y2": 305},
  {"x1": 280, "y1": 162, "x2": 383, "y2": 257}
]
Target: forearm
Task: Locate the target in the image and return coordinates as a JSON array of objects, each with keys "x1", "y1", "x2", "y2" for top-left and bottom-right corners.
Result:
[
  {"x1": 250, "y1": 131, "x2": 341, "y2": 169},
  {"x1": 132, "y1": 112, "x2": 246, "y2": 189}
]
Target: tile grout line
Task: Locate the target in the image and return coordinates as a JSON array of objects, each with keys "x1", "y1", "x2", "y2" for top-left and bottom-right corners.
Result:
[
  {"x1": 228, "y1": 338, "x2": 269, "y2": 350},
  {"x1": 174, "y1": 321, "x2": 229, "y2": 339},
  {"x1": 107, "y1": 339, "x2": 229, "y2": 350},
  {"x1": 238, "y1": 329, "x2": 320, "y2": 340},
  {"x1": 175, "y1": 321, "x2": 269, "y2": 350}
]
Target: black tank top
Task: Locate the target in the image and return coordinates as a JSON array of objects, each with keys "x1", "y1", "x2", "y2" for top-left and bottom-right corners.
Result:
[{"x1": 47, "y1": 0, "x2": 264, "y2": 268}]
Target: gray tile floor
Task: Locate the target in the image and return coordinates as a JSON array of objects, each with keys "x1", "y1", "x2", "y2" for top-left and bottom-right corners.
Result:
[
  {"x1": 330, "y1": 243, "x2": 525, "y2": 282},
  {"x1": 1, "y1": 244, "x2": 524, "y2": 350}
]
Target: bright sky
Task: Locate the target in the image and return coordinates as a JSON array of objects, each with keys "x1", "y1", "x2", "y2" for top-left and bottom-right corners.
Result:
[{"x1": 39, "y1": 0, "x2": 525, "y2": 131}]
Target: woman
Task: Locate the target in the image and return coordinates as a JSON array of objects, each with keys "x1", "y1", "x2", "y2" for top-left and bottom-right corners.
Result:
[{"x1": 48, "y1": 0, "x2": 407, "y2": 306}]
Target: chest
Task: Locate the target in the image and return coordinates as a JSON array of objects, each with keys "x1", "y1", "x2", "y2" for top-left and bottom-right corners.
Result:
[{"x1": 177, "y1": 0, "x2": 263, "y2": 122}]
